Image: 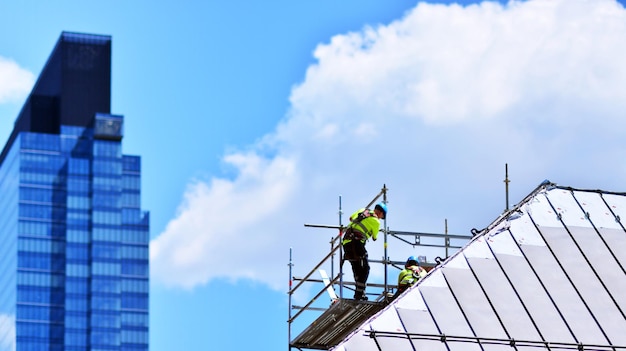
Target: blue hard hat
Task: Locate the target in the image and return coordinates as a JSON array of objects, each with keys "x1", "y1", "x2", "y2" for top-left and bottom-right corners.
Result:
[
  {"x1": 406, "y1": 256, "x2": 419, "y2": 266},
  {"x1": 375, "y1": 202, "x2": 387, "y2": 219}
]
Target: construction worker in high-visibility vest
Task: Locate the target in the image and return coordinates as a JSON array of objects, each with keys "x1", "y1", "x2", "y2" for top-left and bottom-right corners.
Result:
[
  {"x1": 391, "y1": 255, "x2": 426, "y2": 300},
  {"x1": 342, "y1": 202, "x2": 387, "y2": 301}
]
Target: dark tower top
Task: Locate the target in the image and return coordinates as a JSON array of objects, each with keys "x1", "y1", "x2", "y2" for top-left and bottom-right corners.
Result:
[{"x1": 1, "y1": 32, "x2": 112, "y2": 162}]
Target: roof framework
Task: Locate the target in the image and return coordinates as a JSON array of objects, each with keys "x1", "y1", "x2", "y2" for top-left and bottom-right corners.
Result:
[{"x1": 330, "y1": 181, "x2": 626, "y2": 351}]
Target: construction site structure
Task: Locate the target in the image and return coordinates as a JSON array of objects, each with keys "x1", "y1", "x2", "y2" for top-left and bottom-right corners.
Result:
[{"x1": 287, "y1": 185, "x2": 473, "y2": 350}]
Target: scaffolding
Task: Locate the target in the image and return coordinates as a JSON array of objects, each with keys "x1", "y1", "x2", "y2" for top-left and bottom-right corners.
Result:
[{"x1": 287, "y1": 185, "x2": 473, "y2": 350}]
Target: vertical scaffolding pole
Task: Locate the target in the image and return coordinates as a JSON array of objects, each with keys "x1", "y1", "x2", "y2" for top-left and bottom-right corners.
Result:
[
  {"x1": 504, "y1": 163, "x2": 510, "y2": 212},
  {"x1": 288, "y1": 247, "x2": 293, "y2": 351},
  {"x1": 445, "y1": 219, "x2": 449, "y2": 258},
  {"x1": 382, "y1": 184, "x2": 389, "y2": 294},
  {"x1": 338, "y1": 195, "x2": 344, "y2": 300}
]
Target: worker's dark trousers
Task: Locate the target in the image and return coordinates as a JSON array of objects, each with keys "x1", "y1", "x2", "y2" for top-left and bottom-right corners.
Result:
[{"x1": 343, "y1": 240, "x2": 370, "y2": 300}]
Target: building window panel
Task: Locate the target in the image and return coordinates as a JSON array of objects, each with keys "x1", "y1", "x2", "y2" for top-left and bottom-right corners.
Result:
[
  {"x1": 93, "y1": 227, "x2": 122, "y2": 242},
  {"x1": 121, "y1": 279, "x2": 148, "y2": 293},
  {"x1": 18, "y1": 286, "x2": 64, "y2": 305},
  {"x1": 93, "y1": 210, "x2": 121, "y2": 225},
  {"x1": 19, "y1": 203, "x2": 66, "y2": 221},
  {"x1": 92, "y1": 262, "x2": 121, "y2": 276},
  {"x1": 19, "y1": 221, "x2": 66, "y2": 238},
  {"x1": 91, "y1": 296, "x2": 121, "y2": 311},
  {"x1": 17, "y1": 272, "x2": 65, "y2": 288},
  {"x1": 66, "y1": 264, "x2": 89, "y2": 278},
  {"x1": 17, "y1": 305, "x2": 64, "y2": 323},
  {"x1": 21, "y1": 133, "x2": 61, "y2": 152},
  {"x1": 121, "y1": 175, "x2": 140, "y2": 191},
  {"x1": 93, "y1": 193, "x2": 120, "y2": 208},
  {"x1": 120, "y1": 193, "x2": 139, "y2": 208},
  {"x1": 66, "y1": 279, "x2": 89, "y2": 294},
  {"x1": 18, "y1": 238, "x2": 65, "y2": 254},
  {"x1": 68, "y1": 158, "x2": 90, "y2": 175},
  {"x1": 66, "y1": 229, "x2": 90, "y2": 244},
  {"x1": 92, "y1": 243, "x2": 120, "y2": 259},
  {"x1": 65, "y1": 314, "x2": 89, "y2": 329},
  {"x1": 65, "y1": 330, "x2": 89, "y2": 346},
  {"x1": 122, "y1": 156, "x2": 140, "y2": 172},
  {"x1": 93, "y1": 140, "x2": 121, "y2": 158},
  {"x1": 91, "y1": 313, "x2": 120, "y2": 328},
  {"x1": 91, "y1": 330, "x2": 121, "y2": 346},
  {"x1": 120, "y1": 330, "x2": 148, "y2": 344},
  {"x1": 121, "y1": 293, "x2": 148, "y2": 310},
  {"x1": 67, "y1": 196, "x2": 90, "y2": 210},
  {"x1": 120, "y1": 246, "x2": 148, "y2": 260},
  {"x1": 93, "y1": 176, "x2": 121, "y2": 192},
  {"x1": 121, "y1": 312, "x2": 148, "y2": 328},
  {"x1": 66, "y1": 244, "x2": 88, "y2": 260},
  {"x1": 93, "y1": 160, "x2": 121, "y2": 175},
  {"x1": 92, "y1": 278, "x2": 121, "y2": 294},
  {"x1": 121, "y1": 262, "x2": 148, "y2": 277},
  {"x1": 65, "y1": 296, "x2": 89, "y2": 312},
  {"x1": 18, "y1": 252, "x2": 65, "y2": 271}
]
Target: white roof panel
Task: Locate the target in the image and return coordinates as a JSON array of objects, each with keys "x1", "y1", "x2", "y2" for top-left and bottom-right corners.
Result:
[
  {"x1": 466, "y1": 256, "x2": 541, "y2": 341},
  {"x1": 442, "y1": 265, "x2": 508, "y2": 339},
  {"x1": 597, "y1": 192, "x2": 626, "y2": 228},
  {"x1": 543, "y1": 188, "x2": 592, "y2": 227},
  {"x1": 573, "y1": 191, "x2": 619, "y2": 229},
  {"x1": 487, "y1": 228, "x2": 524, "y2": 257}
]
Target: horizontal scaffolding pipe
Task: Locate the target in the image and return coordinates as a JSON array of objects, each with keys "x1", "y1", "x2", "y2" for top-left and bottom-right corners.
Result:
[
  {"x1": 291, "y1": 277, "x2": 390, "y2": 290},
  {"x1": 304, "y1": 223, "x2": 343, "y2": 230},
  {"x1": 366, "y1": 330, "x2": 626, "y2": 350},
  {"x1": 304, "y1": 224, "x2": 344, "y2": 246},
  {"x1": 388, "y1": 230, "x2": 472, "y2": 239},
  {"x1": 386, "y1": 241, "x2": 465, "y2": 250},
  {"x1": 291, "y1": 306, "x2": 327, "y2": 312}
]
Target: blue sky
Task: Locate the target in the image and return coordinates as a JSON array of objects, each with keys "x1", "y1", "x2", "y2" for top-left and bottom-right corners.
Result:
[{"x1": 2, "y1": 0, "x2": 626, "y2": 350}]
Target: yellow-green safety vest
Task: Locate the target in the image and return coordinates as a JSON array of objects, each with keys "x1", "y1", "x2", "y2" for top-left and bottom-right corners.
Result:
[{"x1": 342, "y1": 208, "x2": 380, "y2": 245}]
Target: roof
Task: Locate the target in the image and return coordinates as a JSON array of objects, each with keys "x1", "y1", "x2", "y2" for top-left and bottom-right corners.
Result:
[{"x1": 331, "y1": 181, "x2": 626, "y2": 351}]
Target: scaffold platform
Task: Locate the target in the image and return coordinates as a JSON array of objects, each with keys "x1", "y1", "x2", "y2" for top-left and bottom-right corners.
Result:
[{"x1": 290, "y1": 298, "x2": 385, "y2": 350}]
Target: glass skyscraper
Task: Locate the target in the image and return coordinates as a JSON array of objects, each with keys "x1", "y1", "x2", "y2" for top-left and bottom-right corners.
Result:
[{"x1": 0, "y1": 32, "x2": 149, "y2": 351}]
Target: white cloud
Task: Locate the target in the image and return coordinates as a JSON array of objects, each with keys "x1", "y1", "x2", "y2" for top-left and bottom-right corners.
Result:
[
  {"x1": 0, "y1": 57, "x2": 34, "y2": 103},
  {"x1": 151, "y1": 0, "x2": 626, "y2": 292},
  {"x1": 150, "y1": 152, "x2": 298, "y2": 289}
]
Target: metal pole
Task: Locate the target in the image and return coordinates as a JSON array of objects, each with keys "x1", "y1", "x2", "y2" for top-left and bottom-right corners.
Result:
[
  {"x1": 445, "y1": 219, "x2": 449, "y2": 258},
  {"x1": 338, "y1": 195, "x2": 344, "y2": 300},
  {"x1": 288, "y1": 247, "x2": 293, "y2": 351},
  {"x1": 504, "y1": 163, "x2": 510, "y2": 212},
  {"x1": 382, "y1": 184, "x2": 388, "y2": 294}
]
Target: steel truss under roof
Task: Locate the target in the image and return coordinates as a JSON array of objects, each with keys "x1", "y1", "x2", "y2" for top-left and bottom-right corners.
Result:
[{"x1": 331, "y1": 181, "x2": 626, "y2": 351}]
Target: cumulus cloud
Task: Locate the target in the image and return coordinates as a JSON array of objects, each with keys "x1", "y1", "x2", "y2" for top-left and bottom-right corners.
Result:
[
  {"x1": 150, "y1": 152, "x2": 299, "y2": 289},
  {"x1": 151, "y1": 0, "x2": 626, "y2": 291},
  {"x1": 0, "y1": 56, "x2": 34, "y2": 103}
]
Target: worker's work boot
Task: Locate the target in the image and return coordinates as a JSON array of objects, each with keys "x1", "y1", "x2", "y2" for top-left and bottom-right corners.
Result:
[{"x1": 354, "y1": 292, "x2": 368, "y2": 301}]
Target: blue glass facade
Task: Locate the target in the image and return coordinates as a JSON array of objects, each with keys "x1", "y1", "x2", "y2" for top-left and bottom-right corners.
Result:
[{"x1": 0, "y1": 33, "x2": 149, "y2": 351}]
